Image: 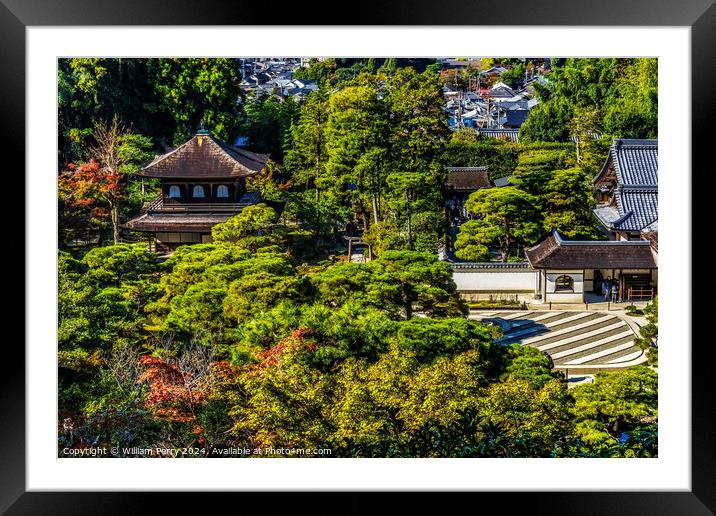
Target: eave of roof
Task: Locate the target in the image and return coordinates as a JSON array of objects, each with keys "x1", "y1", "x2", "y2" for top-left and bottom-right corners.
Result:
[
  {"x1": 122, "y1": 212, "x2": 237, "y2": 233},
  {"x1": 445, "y1": 167, "x2": 492, "y2": 190},
  {"x1": 525, "y1": 230, "x2": 657, "y2": 269}
]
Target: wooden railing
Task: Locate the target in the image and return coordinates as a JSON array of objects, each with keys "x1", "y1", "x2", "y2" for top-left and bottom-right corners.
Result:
[
  {"x1": 144, "y1": 196, "x2": 163, "y2": 211},
  {"x1": 142, "y1": 193, "x2": 259, "y2": 212},
  {"x1": 154, "y1": 202, "x2": 258, "y2": 212},
  {"x1": 627, "y1": 287, "x2": 654, "y2": 301}
]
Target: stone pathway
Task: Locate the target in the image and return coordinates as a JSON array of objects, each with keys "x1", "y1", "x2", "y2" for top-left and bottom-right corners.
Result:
[{"x1": 471, "y1": 311, "x2": 646, "y2": 369}]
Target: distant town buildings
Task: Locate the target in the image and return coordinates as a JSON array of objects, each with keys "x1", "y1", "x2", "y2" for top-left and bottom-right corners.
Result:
[
  {"x1": 238, "y1": 58, "x2": 319, "y2": 100},
  {"x1": 443, "y1": 71, "x2": 538, "y2": 134},
  {"x1": 237, "y1": 57, "x2": 546, "y2": 136}
]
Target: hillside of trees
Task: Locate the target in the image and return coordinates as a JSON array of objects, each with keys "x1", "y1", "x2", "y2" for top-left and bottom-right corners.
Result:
[{"x1": 58, "y1": 57, "x2": 658, "y2": 458}]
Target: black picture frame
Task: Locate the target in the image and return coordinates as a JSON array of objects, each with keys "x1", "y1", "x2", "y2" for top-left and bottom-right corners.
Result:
[{"x1": 6, "y1": 1, "x2": 713, "y2": 513}]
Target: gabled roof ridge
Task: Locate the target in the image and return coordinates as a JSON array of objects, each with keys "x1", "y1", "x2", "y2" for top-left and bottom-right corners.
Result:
[
  {"x1": 446, "y1": 166, "x2": 489, "y2": 171},
  {"x1": 143, "y1": 137, "x2": 194, "y2": 171},
  {"x1": 613, "y1": 138, "x2": 658, "y2": 146},
  {"x1": 525, "y1": 230, "x2": 656, "y2": 269},
  {"x1": 552, "y1": 228, "x2": 651, "y2": 246}
]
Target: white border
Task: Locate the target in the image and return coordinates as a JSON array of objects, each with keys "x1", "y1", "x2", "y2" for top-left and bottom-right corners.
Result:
[{"x1": 27, "y1": 27, "x2": 690, "y2": 491}]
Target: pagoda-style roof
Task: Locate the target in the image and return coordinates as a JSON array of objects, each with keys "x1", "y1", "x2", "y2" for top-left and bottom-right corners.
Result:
[
  {"x1": 123, "y1": 212, "x2": 236, "y2": 233},
  {"x1": 137, "y1": 132, "x2": 269, "y2": 179},
  {"x1": 123, "y1": 192, "x2": 262, "y2": 233},
  {"x1": 593, "y1": 139, "x2": 658, "y2": 232},
  {"x1": 525, "y1": 230, "x2": 657, "y2": 269},
  {"x1": 445, "y1": 167, "x2": 491, "y2": 191}
]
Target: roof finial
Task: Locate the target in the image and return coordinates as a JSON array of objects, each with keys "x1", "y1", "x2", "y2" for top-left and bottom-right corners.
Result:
[{"x1": 197, "y1": 119, "x2": 210, "y2": 135}]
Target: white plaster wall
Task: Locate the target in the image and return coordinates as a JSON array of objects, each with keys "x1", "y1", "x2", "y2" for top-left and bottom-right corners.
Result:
[
  {"x1": 453, "y1": 271, "x2": 536, "y2": 292},
  {"x1": 546, "y1": 271, "x2": 584, "y2": 293}
]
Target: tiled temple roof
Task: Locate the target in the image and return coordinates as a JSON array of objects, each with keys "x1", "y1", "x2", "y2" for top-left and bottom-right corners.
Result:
[
  {"x1": 137, "y1": 132, "x2": 269, "y2": 179},
  {"x1": 445, "y1": 167, "x2": 491, "y2": 190},
  {"x1": 593, "y1": 139, "x2": 658, "y2": 232},
  {"x1": 525, "y1": 230, "x2": 657, "y2": 269}
]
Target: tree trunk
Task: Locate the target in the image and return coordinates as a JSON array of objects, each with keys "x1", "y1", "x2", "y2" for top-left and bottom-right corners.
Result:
[
  {"x1": 501, "y1": 218, "x2": 510, "y2": 262},
  {"x1": 404, "y1": 285, "x2": 413, "y2": 319},
  {"x1": 110, "y1": 202, "x2": 120, "y2": 244},
  {"x1": 406, "y1": 192, "x2": 414, "y2": 251},
  {"x1": 372, "y1": 195, "x2": 379, "y2": 225},
  {"x1": 315, "y1": 188, "x2": 322, "y2": 250}
]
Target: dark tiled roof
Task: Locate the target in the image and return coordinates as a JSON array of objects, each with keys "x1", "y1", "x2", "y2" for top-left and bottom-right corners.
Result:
[
  {"x1": 475, "y1": 128, "x2": 520, "y2": 142},
  {"x1": 612, "y1": 139, "x2": 658, "y2": 186},
  {"x1": 503, "y1": 110, "x2": 529, "y2": 128},
  {"x1": 595, "y1": 138, "x2": 658, "y2": 186},
  {"x1": 525, "y1": 230, "x2": 657, "y2": 269},
  {"x1": 138, "y1": 133, "x2": 269, "y2": 179},
  {"x1": 489, "y1": 83, "x2": 517, "y2": 97},
  {"x1": 446, "y1": 167, "x2": 491, "y2": 190},
  {"x1": 123, "y1": 212, "x2": 236, "y2": 233},
  {"x1": 614, "y1": 189, "x2": 658, "y2": 231},
  {"x1": 451, "y1": 262, "x2": 531, "y2": 270},
  {"x1": 593, "y1": 139, "x2": 658, "y2": 232}
]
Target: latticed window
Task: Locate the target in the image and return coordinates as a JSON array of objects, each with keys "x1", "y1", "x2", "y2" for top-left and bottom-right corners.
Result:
[
  {"x1": 168, "y1": 185, "x2": 181, "y2": 198},
  {"x1": 192, "y1": 185, "x2": 205, "y2": 198},
  {"x1": 555, "y1": 275, "x2": 574, "y2": 292},
  {"x1": 216, "y1": 185, "x2": 229, "y2": 198}
]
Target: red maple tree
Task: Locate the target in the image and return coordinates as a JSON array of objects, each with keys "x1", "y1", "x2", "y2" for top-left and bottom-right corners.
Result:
[
  {"x1": 58, "y1": 159, "x2": 125, "y2": 243},
  {"x1": 138, "y1": 355, "x2": 209, "y2": 424}
]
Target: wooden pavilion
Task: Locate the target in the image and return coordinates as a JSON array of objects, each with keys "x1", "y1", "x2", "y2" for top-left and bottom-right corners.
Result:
[{"x1": 124, "y1": 129, "x2": 268, "y2": 253}]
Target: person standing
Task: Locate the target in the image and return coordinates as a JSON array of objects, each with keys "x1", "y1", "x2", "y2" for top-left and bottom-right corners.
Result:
[
  {"x1": 603, "y1": 277, "x2": 611, "y2": 301},
  {"x1": 611, "y1": 282, "x2": 619, "y2": 303}
]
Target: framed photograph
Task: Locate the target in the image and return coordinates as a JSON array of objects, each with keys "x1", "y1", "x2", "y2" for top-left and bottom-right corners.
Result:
[{"x1": 8, "y1": 0, "x2": 713, "y2": 513}]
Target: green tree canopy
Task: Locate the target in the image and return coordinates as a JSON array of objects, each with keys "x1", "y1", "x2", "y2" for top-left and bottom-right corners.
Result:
[
  {"x1": 151, "y1": 58, "x2": 244, "y2": 144},
  {"x1": 571, "y1": 366, "x2": 658, "y2": 455},
  {"x1": 211, "y1": 204, "x2": 286, "y2": 252},
  {"x1": 458, "y1": 187, "x2": 542, "y2": 261}
]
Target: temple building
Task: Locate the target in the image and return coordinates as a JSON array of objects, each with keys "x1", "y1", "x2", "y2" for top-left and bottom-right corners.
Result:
[
  {"x1": 124, "y1": 129, "x2": 268, "y2": 253},
  {"x1": 593, "y1": 139, "x2": 658, "y2": 241},
  {"x1": 444, "y1": 166, "x2": 492, "y2": 221},
  {"x1": 452, "y1": 230, "x2": 658, "y2": 304},
  {"x1": 524, "y1": 230, "x2": 658, "y2": 303},
  {"x1": 449, "y1": 138, "x2": 659, "y2": 304}
]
